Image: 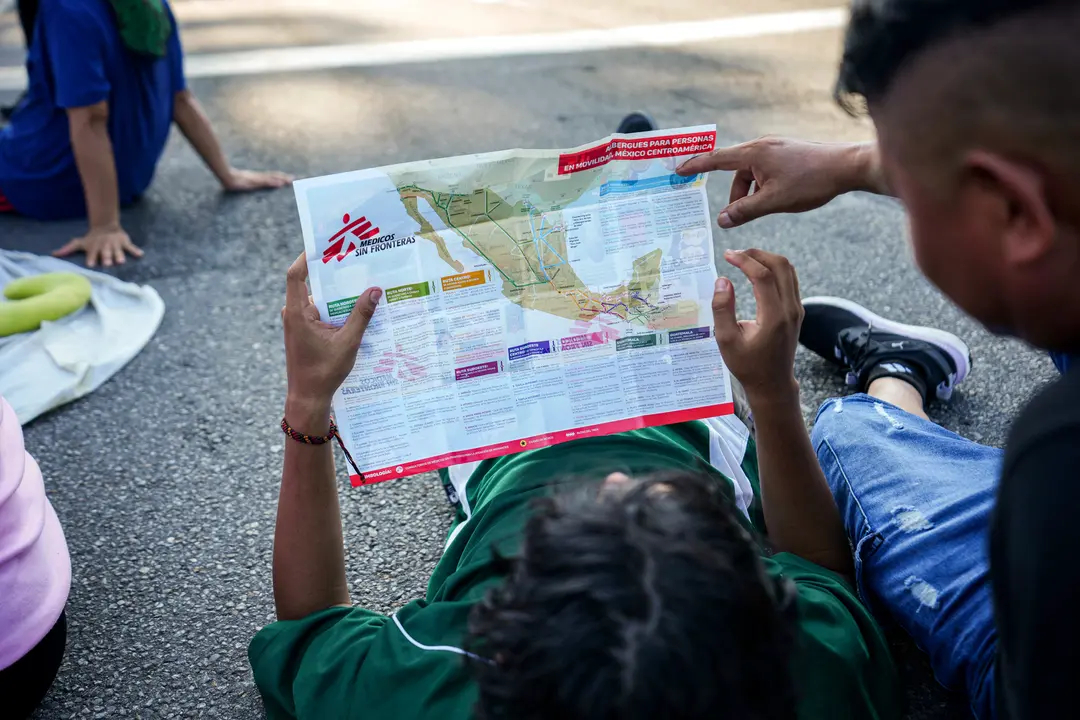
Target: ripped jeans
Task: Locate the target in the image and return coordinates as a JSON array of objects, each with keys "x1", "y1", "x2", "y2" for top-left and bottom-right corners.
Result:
[{"x1": 812, "y1": 394, "x2": 999, "y2": 720}]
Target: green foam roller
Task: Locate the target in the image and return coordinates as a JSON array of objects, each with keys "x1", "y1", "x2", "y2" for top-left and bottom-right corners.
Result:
[{"x1": 0, "y1": 272, "x2": 93, "y2": 337}]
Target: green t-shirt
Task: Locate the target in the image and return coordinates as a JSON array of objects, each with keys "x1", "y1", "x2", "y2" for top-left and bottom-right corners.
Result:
[{"x1": 250, "y1": 422, "x2": 901, "y2": 720}]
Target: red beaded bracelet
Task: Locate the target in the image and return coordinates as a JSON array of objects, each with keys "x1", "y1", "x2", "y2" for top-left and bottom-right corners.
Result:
[{"x1": 280, "y1": 417, "x2": 365, "y2": 484}]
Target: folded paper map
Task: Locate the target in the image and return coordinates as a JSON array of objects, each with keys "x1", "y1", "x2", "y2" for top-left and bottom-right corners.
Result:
[{"x1": 295, "y1": 125, "x2": 733, "y2": 484}]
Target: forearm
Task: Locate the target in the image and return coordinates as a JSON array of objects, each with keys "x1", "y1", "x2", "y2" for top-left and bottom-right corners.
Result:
[
  {"x1": 69, "y1": 118, "x2": 120, "y2": 230},
  {"x1": 172, "y1": 90, "x2": 232, "y2": 184},
  {"x1": 272, "y1": 395, "x2": 351, "y2": 620},
  {"x1": 749, "y1": 387, "x2": 853, "y2": 577}
]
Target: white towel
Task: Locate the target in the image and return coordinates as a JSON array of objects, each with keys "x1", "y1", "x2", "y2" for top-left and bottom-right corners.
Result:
[{"x1": 0, "y1": 250, "x2": 165, "y2": 424}]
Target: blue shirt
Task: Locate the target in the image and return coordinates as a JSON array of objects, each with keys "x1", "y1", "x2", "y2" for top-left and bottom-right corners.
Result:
[{"x1": 0, "y1": 0, "x2": 185, "y2": 220}]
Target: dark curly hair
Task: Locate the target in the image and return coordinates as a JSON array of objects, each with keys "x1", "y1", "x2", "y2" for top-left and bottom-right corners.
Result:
[{"x1": 466, "y1": 471, "x2": 798, "y2": 720}]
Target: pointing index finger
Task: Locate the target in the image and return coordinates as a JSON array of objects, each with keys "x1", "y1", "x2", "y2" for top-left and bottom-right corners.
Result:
[{"x1": 676, "y1": 143, "x2": 750, "y2": 176}]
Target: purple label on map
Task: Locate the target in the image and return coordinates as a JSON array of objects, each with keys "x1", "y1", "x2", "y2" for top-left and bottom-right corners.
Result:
[
  {"x1": 508, "y1": 341, "x2": 553, "y2": 361},
  {"x1": 560, "y1": 333, "x2": 606, "y2": 351},
  {"x1": 668, "y1": 327, "x2": 711, "y2": 344},
  {"x1": 455, "y1": 361, "x2": 500, "y2": 381}
]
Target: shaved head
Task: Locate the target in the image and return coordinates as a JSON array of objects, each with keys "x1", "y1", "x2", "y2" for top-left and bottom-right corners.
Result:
[
  {"x1": 837, "y1": 0, "x2": 1076, "y2": 105},
  {"x1": 834, "y1": 0, "x2": 1080, "y2": 352},
  {"x1": 840, "y1": 1, "x2": 1080, "y2": 193}
]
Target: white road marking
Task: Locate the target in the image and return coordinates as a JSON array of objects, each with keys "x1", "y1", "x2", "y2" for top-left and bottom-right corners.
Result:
[{"x1": 0, "y1": 7, "x2": 846, "y2": 91}]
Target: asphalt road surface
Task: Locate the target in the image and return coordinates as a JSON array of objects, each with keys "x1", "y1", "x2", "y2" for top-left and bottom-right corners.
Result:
[{"x1": 0, "y1": 1, "x2": 1056, "y2": 718}]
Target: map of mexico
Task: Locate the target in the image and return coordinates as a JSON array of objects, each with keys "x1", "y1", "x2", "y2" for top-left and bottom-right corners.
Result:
[{"x1": 295, "y1": 125, "x2": 732, "y2": 484}]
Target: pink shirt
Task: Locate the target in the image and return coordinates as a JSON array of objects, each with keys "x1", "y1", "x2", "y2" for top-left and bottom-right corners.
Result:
[{"x1": 0, "y1": 396, "x2": 70, "y2": 670}]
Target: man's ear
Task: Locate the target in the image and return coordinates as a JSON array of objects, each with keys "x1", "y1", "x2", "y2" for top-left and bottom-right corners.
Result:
[{"x1": 963, "y1": 150, "x2": 1056, "y2": 266}]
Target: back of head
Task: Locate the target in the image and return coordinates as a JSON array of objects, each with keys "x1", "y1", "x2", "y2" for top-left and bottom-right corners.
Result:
[
  {"x1": 834, "y1": 0, "x2": 1080, "y2": 350},
  {"x1": 467, "y1": 471, "x2": 797, "y2": 720},
  {"x1": 836, "y1": 0, "x2": 1080, "y2": 188},
  {"x1": 836, "y1": 0, "x2": 1077, "y2": 111}
]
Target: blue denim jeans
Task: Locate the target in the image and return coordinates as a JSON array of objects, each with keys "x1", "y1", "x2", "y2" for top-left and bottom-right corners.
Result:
[
  {"x1": 1050, "y1": 352, "x2": 1074, "y2": 374},
  {"x1": 812, "y1": 394, "x2": 999, "y2": 720}
]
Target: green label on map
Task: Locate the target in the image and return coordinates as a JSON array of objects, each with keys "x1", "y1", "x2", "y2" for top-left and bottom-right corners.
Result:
[
  {"x1": 327, "y1": 296, "x2": 359, "y2": 318},
  {"x1": 616, "y1": 334, "x2": 659, "y2": 351},
  {"x1": 386, "y1": 282, "x2": 431, "y2": 303}
]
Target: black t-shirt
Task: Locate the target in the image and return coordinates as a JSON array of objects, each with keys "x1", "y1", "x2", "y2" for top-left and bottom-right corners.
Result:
[{"x1": 992, "y1": 369, "x2": 1080, "y2": 719}]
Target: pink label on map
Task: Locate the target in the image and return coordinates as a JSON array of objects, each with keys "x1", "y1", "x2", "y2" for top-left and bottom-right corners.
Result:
[
  {"x1": 560, "y1": 332, "x2": 608, "y2": 351},
  {"x1": 455, "y1": 361, "x2": 500, "y2": 381}
]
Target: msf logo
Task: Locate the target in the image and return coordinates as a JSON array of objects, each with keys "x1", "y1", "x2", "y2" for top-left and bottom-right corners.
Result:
[{"x1": 322, "y1": 213, "x2": 382, "y2": 264}]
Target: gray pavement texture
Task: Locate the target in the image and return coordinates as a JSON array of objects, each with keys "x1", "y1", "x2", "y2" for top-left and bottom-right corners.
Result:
[{"x1": 0, "y1": 3, "x2": 1059, "y2": 718}]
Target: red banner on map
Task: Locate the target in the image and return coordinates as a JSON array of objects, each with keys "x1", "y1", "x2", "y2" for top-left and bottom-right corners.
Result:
[
  {"x1": 557, "y1": 130, "x2": 717, "y2": 175},
  {"x1": 350, "y1": 401, "x2": 735, "y2": 486}
]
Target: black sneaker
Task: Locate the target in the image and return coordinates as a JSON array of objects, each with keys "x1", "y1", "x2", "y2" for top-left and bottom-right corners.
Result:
[
  {"x1": 616, "y1": 112, "x2": 657, "y2": 134},
  {"x1": 799, "y1": 296, "x2": 972, "y2": 403}
]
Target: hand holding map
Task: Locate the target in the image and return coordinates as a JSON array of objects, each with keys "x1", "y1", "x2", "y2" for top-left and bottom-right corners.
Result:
[
  {"x1": 282, "y1": 253, "x2": 381, "y2": 416},
  {"x1": 294, "y1": 125, "x2": 733, "y2": 484}
]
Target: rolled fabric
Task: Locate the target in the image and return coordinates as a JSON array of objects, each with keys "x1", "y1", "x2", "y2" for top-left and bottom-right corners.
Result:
[
  {"x1": 0, "y1": 273, "x2": 92, "y2": 337},
  {"x1": 0, "y1": 395, "x2": 71, "y2": 670}
]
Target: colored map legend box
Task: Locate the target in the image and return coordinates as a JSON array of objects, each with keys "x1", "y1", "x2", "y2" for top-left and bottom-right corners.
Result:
[
  {"x1": 386, "y1": 281, "x2": 431, "y2": 303},
  {"x1": 327, "y1": 296, "x2": 359, "y2": 317},
  {"x1": 455, "y1": 361, "x2": 500, "y2": 381},
  {"x1": 668, "y1": 327, "x2": 711, "y2": 343},
  {"x1": 441, "y1": 270, "x2": 486, "y2": 292},
  {"x1": 616, "y1": 334, "x2": 659, "y2": 351},
  {"x1": 509, "y1": 341, "x2": 554, "y2": 361}
]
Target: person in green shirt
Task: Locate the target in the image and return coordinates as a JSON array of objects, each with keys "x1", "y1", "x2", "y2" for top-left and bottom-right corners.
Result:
[{"x1": 251, "y1": 249, "x2": 901, "y2": 719}]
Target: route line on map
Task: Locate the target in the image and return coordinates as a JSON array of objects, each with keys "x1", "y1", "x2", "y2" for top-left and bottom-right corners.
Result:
[
  {"x1": 401, "y1": 184, "x2": 661, "y2": 320},
  {"x1": 524, "y1": 201, "x2": 568, "y2": 282},
  {"x1": 567, "y1": 287, "x2": 659, "y2": 326},
  {"x1": 478, "y1": 205, "x2": 550, "y2": 288},
  {"x1": 631, "y1": 292, "x2": 659, "y2": 311},
  {"x1": 401, "y1": 183, "x2": 548, "y2": 289}
]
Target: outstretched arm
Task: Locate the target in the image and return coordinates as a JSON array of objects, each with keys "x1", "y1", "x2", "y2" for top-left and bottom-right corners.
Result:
[
  {"x1": 711, "y1": 249, "x2": 853, "y2": 578},
  {"x1": 273, "y1": 254, "x2": 382, "y2": 620},
  {"x1": 677, "y1": 137, "x2": 891, "y2": 229},
  {"x1": 53, "y1": 101, "x2": 142, "y2": 267},
  {"x1": 172, "y1": 89, "x2": 293, "y2": 192}
]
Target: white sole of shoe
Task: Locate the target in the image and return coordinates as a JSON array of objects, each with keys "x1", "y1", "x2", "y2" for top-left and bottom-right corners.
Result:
[{"x1": 802, "y1": 296, "x2": 972, "y2": 384}]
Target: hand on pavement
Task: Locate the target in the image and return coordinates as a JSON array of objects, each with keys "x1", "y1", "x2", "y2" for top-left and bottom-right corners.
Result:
[
  {"x1": 53, "y1": 226, "x2": 143, "y2": 268},
  {"x1": 712, "y1": 249, "x2": 804, "y2": 404},
  {"x1": 222, "y1": 168, "x2": 294, "y2": 193},
  {"x1": 282, "y1": 253, "x2": 381, "y2": 418},
  {"x1": 676, "y1": 137, "x2": 882, "y2": 229}
]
